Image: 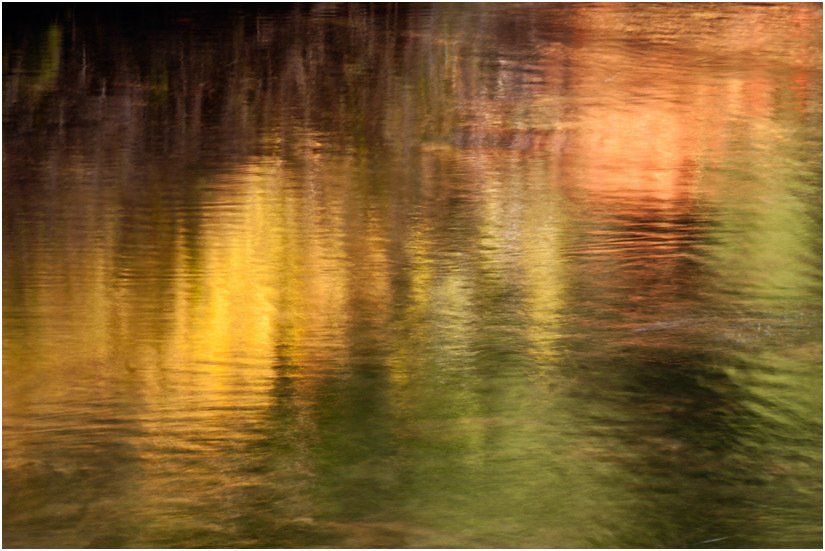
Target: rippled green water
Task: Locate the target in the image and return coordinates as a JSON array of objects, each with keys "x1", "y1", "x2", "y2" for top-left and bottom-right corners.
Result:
[{"x1": 3, "y1": 4, "x2": 822, "y2": 548}]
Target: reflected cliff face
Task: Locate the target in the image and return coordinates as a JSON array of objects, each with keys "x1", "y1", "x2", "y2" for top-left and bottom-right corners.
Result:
[{"x1": 3, "y1": 4, "x2": 822, "y2": 548}]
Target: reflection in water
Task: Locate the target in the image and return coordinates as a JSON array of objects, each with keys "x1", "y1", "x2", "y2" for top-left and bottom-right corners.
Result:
[{"x1": 3, "y1": 4, "x2": 822, "y2": 548}]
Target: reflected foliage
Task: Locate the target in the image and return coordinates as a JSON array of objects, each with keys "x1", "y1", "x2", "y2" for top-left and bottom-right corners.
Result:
[{"x1": 3, "y1": 3, "x2": 822, "y2": 548}]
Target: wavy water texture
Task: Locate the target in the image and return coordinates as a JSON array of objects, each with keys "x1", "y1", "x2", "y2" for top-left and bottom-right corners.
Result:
[{"x1": 3, "y1": 4, "x2": 822, "y2": 548}]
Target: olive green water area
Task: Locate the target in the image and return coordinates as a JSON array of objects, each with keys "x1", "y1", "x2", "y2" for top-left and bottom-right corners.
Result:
[{"x1": 3, "y1": 3, "x2": 822, "y2": 548}]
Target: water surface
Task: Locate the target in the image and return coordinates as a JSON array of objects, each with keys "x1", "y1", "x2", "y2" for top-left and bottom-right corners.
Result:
[{"x1": 3, "y1": 4, "x2": 822, "y2": 548}]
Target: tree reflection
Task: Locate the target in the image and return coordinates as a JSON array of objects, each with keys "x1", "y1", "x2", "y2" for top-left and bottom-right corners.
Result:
[{"x1": 3, "y1": 3, "x2": 822, "y2": 547}]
